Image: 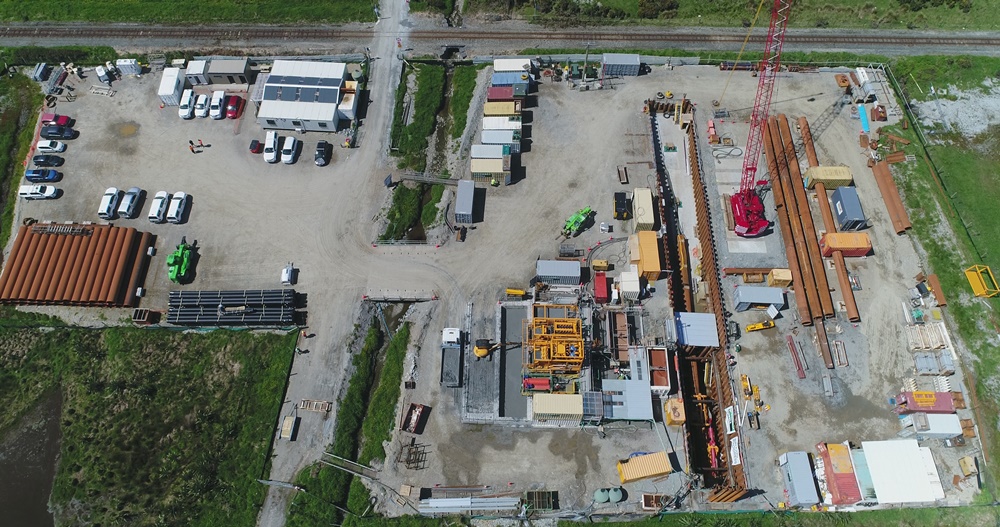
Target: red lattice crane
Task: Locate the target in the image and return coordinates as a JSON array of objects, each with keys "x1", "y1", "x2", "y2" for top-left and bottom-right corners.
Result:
[{"x1": 730, "y1": 0, "x2": 793, "y2": 238}]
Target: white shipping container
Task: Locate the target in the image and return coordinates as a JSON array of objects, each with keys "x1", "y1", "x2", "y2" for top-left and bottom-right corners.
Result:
[
  {"x1": 338, "y1": 92, "x2": 357, "y2": 120},
  {"x1": 116, "y1": 58, "x2": 141, "y2": 76},
  {"x1": 620, "y1": 270, "x2": 641, "y2": 301},
  {"x1": 157, "y1": 67, "x2": 185, "y2": 106},
  {"x1": 471, "y1": 144, "x2": 505, "y2": 159},
  {"x1": 633, "y1": 187, "x2": 656, "y2": 232},
  {"x1": 494, "y1": 58, "x2": 533, "y2": 72},
  {"x1": 482, "y1": 116, "x2": 522, "y2": 131}
]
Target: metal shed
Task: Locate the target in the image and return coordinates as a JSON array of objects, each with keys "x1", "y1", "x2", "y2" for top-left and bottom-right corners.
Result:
[
  {"x1": 536, "y1": 260, "x2": 581, "y2": 285},
  {"x1": 206, "y1": 58, "x2": 250, "y2": 84},
  {"x1": 674, "y1": 312, "x2": 720, "y2": 347},
  {"x1": 733, "y1": 286, "x2": 785, "y2": 312},
  {"x1": 861, "y1": 439, "x2": 944, "y2": 504},
  {"x1": 831, "y1": 186, "x2": 866, "y2": 231},
  {"x1": 185, "y1": 59, "x2": 209, "y2": 85},
  {"x1": 455, "y1": 180, "x2": 475, "y2": 224},
  {"x1": 602, "y1": 53, "x2": 641, "y2": 76},
  {"x1": 778, "y1": 452, "x2": 820, "y2": 508}
]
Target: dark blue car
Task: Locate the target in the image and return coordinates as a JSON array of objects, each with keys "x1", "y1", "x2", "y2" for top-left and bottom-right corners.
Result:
[
  {"x1": 25, "y1": 169, "x2": 61, "y2": 182},
  {"x1": 31, "y1": 155, "x2": 64, "y2": 167},
  {"x1": 40, "y1": 125, "x2": 76, "y2": 140}
]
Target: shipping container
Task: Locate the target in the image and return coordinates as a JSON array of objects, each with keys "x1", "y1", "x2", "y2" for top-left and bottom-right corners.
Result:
[
  {"x1": 536, "y1": 260, "x2": 581, "y2": 285},
  {"x1": 619, "y1": 270, "x2": 641, "y2": 302},
  {"x1": 470, "y1": 158, "x2": 506, "y2": 175},
  {"x1": 594, "y1": 271, "x2": 609, "y2": 304},
  {"x1": 471, "y1": 144, "x2": 509, "y2": 159},
  {"x1": 820, "y1": 232, "x2": 872, "y2": 257},
  {"x1": 779, "y1": 452, "x2": 820, "y2": 508},
  {"x1": 481, "y1": 129, "x2": 521, "y2": 153},
  {"x1": 831, "y1": 186, "x2": 866, "y2": 231},
  {"x1": 630, "y1": 231, "x2": 661, "y2": 282},
  {"x1": 602, "y1": 53, "x2": 641, "y2": 77},
  {"x1": 484, "y1": 101, "x2": 521, "y2": 116},
  {"x1": 767, "y1": 268, "x2": 793, "y2": 287},
  {"x1": 633, "y1": 187, "x2": 656, "y2": 232},
  {"x1": 733, "y1": 286, "x2": 785, "y2": 312},
  {"x1": 491, "y1": 71, "x2": 532, "y2": 87},
  {"x1": 494, "y1": 58, "x2": 533, "y2": 73},
  {"x1": 804, "y1": 166, "x2": 853, "y2": 189},
  {"x1": 482, "y1": 116, "x2": 522, "y2": 131},
  {"x1": 614, "y1": 192, "x2": 631, "y2": 220},
  {"x1": 115, "y1": 58, "x2": 141, "y2": 76},
  {"x1": 617, "y1": 451, "x2": 671, "y2": 483},
  {"x1": 157, "y1": 67, "x2": 186, "y2": 106},
  {"x1": 487, "y1": 86, "x2": 515, "y2": 101},
  {"x1": 455, "y1": 180, "x2": 475, "y2": 224},
  {"x1": 532, "y1": 393, "x2": 583, "y2": 424},
  {"x1": 817, "y1": 443, "x2": 862, "y2": 505}
]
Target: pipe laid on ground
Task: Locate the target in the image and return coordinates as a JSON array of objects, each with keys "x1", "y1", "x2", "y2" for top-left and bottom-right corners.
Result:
[
  {"x1": 0, "y1": 226, "x2": 31, "y2": 300},
  {"x1": 765, "y1": 120, "x2": 813, "y2": 325},
  {"x1": 833, "y1": 251, "x2": 861, "y2": 322},
  {"x1": 815, "y1": 320, "x2": 836, "y2": 369},
  {"x1": 798, "y1": 116, "x2": 819, "y2": 167},
  {"x1": 30, "y1": 233, "x2": 65, "y2": 302}
]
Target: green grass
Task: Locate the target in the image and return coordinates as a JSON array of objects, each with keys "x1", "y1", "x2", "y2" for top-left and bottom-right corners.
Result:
[
  {"x1": 0, "y1": 74, "x2": 43, "y2": 252},
  {"x1": 893, "y1": 56, "x2": 1000, "y2": 102},
  {"x1": 0, "y1": 326, "x2": 296, "y2": 526},
  {"x1": 0, "y1": 46, "x2": 117, "y2": 66},
  {"x1": 392, "y1": 64, "x2": 446, "y2": 172},
  {"x1": 409, "y1": 0, "x2": 455, "y2": 16},
  {"x1": 358, "y1": 323, "x2": 411, "y2": 464},
  {"x1": 381, "y1": 183, "x2": 425, "y2": 241},
  {"x1": 0, "y1": 1, "x2": 374, "y2": 23},
  {"x1": 450, "y1": 66, "x2": 479, "y2": 140},
  {"x1": 420, "y1": 184, "x2": 445, "y2": 227},
  {"x1": 572, "y1": 507, "x2": 999, "y2": 526},
  {"x1": 288, "y1": 323, "x2": 383, "y2": 526}
]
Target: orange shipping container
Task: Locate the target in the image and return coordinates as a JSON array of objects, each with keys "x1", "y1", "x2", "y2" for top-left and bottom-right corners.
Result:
[
  {"x1": 820, "y1": 232, "x2": 871, "y2": 257},
  {"x1": 636, "y1": 231, "x2": 662, "y2": 281},
  {"x1": 617, "y1": 451, "x2": 672, "y2": 483}
]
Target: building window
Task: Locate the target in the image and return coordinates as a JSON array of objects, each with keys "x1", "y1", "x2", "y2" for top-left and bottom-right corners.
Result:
[
  {"x1": 318, "y1": 122, "x2": 328, "y2": 128},
  {"x1": 266, "y1": 119, "x2": 276, "y2": 126},
  {"x1": 292, "y1": 121, "x2": 302, "y2": 126}
]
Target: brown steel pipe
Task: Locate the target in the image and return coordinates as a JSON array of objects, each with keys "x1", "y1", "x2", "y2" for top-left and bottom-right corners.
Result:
[
  {"x1": 798, "y1": 116, "x2": 819, "y2": 167},
  {"x1": 30, "y1": 234, "x2": 64, "y2": 301},
  {"x1": 93, "y1": 227, "x2": 122, "y2": 304},
  {"x1": 833, "y1": 251, "x2": 861, "y2": 322},
  {"x1": 765, "y1": 120, "x2": 813, "y2": 325},
  {"x1": 779, "y1": 115, "x2": 835, "y2": 319},
  {"x1": 871, "y1": 161, "x2": 910, "y2": 234},
  {"x1": 50, "y1": 234, "x2": 82, "y2": 302},
  {"x1": 9, "y1": 229, "x2": 43, "y2": 300},
  {"x1": 75, "y1": 226, "x2": 108, "y2": 303},
  {"x1": 815, "y1": 320, "x2": 836, "y2": 369},
  {"x1": 124, "y1": 232, "x2": 151, "y2": 307},
  {"x1": 16, "y1": 233, "x2": 51, "y2": 300},
  {"x1": 42, "y1": 233, "x2": 71, "y2": 303},
  {"x1": 815, "y1": 182, "x2": 837, "y2": 233},
  {"x1": 0, "y1": 226, "x2": 31, "y2": 299},
  {"x1": 67, "y1": 229, "x2": 98, "y2": 303},
  {"x1": 107, "y1": 228, "x2": 136, "y2": 304},
  {"x1": 722, "y1": 267, "x2": 775, "y2": 276}
]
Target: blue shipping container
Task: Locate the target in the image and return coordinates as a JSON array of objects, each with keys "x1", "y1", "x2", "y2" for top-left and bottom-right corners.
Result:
[{"x1": 831, "y1": 186, "x2": 866, "y2": 231}]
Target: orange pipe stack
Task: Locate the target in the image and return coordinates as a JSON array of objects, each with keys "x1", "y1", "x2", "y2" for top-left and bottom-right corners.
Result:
[{"x1": 871, "y1": 160, "x2": 911, "y2": 234}]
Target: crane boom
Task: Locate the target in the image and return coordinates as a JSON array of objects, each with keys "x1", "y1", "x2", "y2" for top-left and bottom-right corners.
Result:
[{"x1": 730, "y1": 0, "x2": 793, "y2": 238}]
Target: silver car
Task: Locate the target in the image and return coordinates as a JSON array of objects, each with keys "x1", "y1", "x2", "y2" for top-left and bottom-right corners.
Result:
[
  {"x1": 117, "y1": 187, "x2": 142, "y2": 219},
  {"x1": 98, "y1": 187, "x2": 119, "y2": 220},
  {"x1": 147, "y1": 191, "x2": 170, "y2": 223}
]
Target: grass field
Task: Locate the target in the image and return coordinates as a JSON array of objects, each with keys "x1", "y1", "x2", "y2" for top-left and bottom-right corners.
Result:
[
  {"x1": 0, "y1": 1, "x2": 375, "y2": 23},
  {"x1": 0, "y1": 75, "x2": 43, "y2": 253},
  {"x1": 450, "y1": 66, "x2": 479, "y2": 140},
  {"x1": 392, "y1": 64, "x2": 446, "y2": 172},
  {"x1": 0, "y1": 317, "x2": 296, "y2": 527}
]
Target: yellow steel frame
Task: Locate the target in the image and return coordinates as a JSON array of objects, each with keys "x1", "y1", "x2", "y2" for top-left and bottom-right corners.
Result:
[
  {"x1": 522, "y1": 316, "x2": 584, "y2": 373},
  {"x1": 965, "y1": 265, "x2": 999, "y2": 298}
]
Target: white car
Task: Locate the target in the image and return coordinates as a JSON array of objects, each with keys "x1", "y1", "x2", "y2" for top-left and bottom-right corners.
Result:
[
  {"x1": 281, "y1": 136, "x2": 298, "y2": 164},
  {"x1": 36, "y1": 140, "x2": 66, "y2": 153},
  {"x1": 18, "y1": 185, "x2": 58, "y2": 200},
  {"x1": 166, "y1": 191, "x2": 188, "y2": 224},
  {"x1": 117, "y1": 186, "x2": 141, "y2": 219},
  {"x1": 178, "y1": 89, "x2": 195, "y2": 119},
  {"x1": 98, "y1": 187, "x2": 119, "y2": 220},
  {"x1": 263, "y1": 131, "x2": 279, "y2": 164},
  {"x1": 194, "y1": 94, "x2": 209, "y2": 118},
  {"x1": 148, "y1": 191, "x2": 170, "y2": 223},
  {"x1": 209, "y1": 90, "x2": 226, "y2": 120}
]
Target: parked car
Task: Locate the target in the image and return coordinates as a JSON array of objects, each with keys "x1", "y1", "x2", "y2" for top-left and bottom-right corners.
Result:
[
  {"x1": 35, "y1": 140, "x2": 66, "y2": 154},
  {"x1": 18, "y1": 185, "x2": 58, "y2": 200},
  {"x1": 263, "y1": 131, "x2": 278, "y2": 163},
  {"x1": 281, "y1": 136, "x2": 298, "y2": 164},
  {"x1": 166, "y1": 191, "x2": 188, "y2": 223},
  {"x1": 41, "y1": 113, "x2": 71, "y2": 126},
  {"x1": 209, "y1": 90, "x2": 226, "y2": 120},
  {"x1": 25, "y1": 169, "x2": 60, "y2": 182},
  {"x1": 98, "y1": 187, "x2": 120, "y2": 220},
  {"x1": 117, "y1": 187, "x2": 142, "y2": 218},
  {"x1": 314, "y1": 140, "x2": 330, "y2": 166},
  {"x1": 249, "y1": 139, "x2": 263, "y2": 154},
  {"x1": 40, "y1": 126, "x2": 76, "y2": 140},
  {"x1": 31, "y1": 155, "x2": 63, "y2": 167},
  {"x1": 178, "y1": 89, "x2": 195, "y2": 119},
  {"x1": 148, "y1": 191, "x2": 170, "y2": 223},
  {"x1": 225, "y1": 95, "x2": 243, "y2": 119},
  {"x1": 194, "y1": 94, "x2": 209, "y2": 118}
]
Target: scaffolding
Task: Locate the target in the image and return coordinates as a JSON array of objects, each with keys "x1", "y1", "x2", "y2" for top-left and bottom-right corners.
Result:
[{"x1": 522, "y1": 316, "x2": 584, "y2": 373}]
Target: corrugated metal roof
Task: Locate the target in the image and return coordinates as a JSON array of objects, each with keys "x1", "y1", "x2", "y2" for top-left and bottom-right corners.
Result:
[
  {"x1": 455, "y1": 180, "x2": 474, "y2": 216},
  {"x1": 270, "y1": 60, "x2": 345, "y2": 82},
  {"x1": 617, "y1": 451, "x2": 671, "y2": 483},
  {"x1": 536, "y1": 260, "x2": 581, "y2": 279},
  {"x1": 491, "y1": 71, "x2": 531, "y2": 85},
  {"x1": 484, "y1": 101, "x2": 518, "y2": 116},
  {"x1": 494, "y1": 58, "x2": 532, "y2": 72},
  {"x1": 602, "y1": 378, "x2": 652, "y2": 421},
  {"x1": 185, "y1": 60, "x2": 207, "y2": 75},
  {"x1": 533, "y1": 393, "x2": 583, "y2": 417},
  {"x1": 861, "y1": 440, "x2": 944, "y2": 504},
  {"x1": 470, "y1": 158, "x2": 505, "y2": 174},
  {"x1": 602, "y1": 53, "x2": 641, "y2": 66},
  {"x1": 482, "y1": 116, "x2": 522, "y2": 131},
  {"x1": 780, "y1": 451, "x2": 820, "y2": 507},
  {"x1": 850, "y1": 448, "x2": 878, "y2": 501},
  {"x1": 257, "y1": 100, "x2": 338, "y2": 121},
  {"x1": 674, "y1": 312, "x2": 720, "y2": 347},
  {"x1": 207, "y1": 58, "x2": 248, "y2": 74}
]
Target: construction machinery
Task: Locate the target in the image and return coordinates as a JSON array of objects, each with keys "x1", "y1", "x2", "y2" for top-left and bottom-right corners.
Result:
[
  {"x1": 473, "y1": 339, "x2": 514, "y2": 360},
  {"x1": 745, "y1": 320, "x2": 776, "y2": 332},
  {"x1": 167, "y1": 237, "x2": 193, "y2": 283},
  {"x1": 562, "y1": 206, "x2": 593, "y2": 237},
  {"x1": 729, "y1": 0, "x2": 793, "y2": 237}
]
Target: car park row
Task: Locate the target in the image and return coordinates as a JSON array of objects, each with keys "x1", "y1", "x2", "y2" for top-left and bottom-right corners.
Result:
[
  {"x1": 178, "y1": 88, "x2": 242, "y2": 120},
  {"x1": 97, "y1": 187, "x2": 188, "y2": 223}
]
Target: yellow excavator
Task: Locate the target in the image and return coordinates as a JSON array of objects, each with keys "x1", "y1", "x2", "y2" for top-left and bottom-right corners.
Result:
[
  {"x1": 473, "y1": 339, "x2": 514, "y2": 360},
  {"x1": 745, "y1": 320, "x2": 776, "y2": 333}
]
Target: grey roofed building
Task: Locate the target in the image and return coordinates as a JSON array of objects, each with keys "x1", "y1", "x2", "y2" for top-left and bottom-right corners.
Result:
[
  {"x1": 535, "y1": 260, "x2": 581, "y2": 285},
  {"x1": 206, "y1": 58, "x2": 250, "y2": 84},
  {"x1": 455, "y1": 180, "x2": 475, "y2": 224},
  {"x1": 733, "y1": 286, "x2": 786, "y2": 312},
  {"x1": 256, "y1": 60, "x2": 347, "y2": 132},
  {"x1": 602, "y1": 347, "x2": 653, "y2": 421},
  {"x1": 674, "y1": 312, "x2": 720, "y2": 347}
]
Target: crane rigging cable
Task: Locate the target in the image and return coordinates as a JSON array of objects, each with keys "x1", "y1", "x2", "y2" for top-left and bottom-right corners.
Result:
[{"x1": 716, "y1": 0, "x2": 770, "y2": 108}]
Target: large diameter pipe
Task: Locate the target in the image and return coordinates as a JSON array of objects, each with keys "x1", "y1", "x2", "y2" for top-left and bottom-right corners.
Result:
[
  {"x1": 50, "y1": 233, "x2": 83, "y2": 302},
  {"x1": 815, "y1": 321, "x2": 836, "y2": 369},
  {"x1": 815, "y1": 182, "x2": 837, "y2": 233},
  {"x1": 833, "y1": 251, "x2": 861, "y2": 322},
  {"x1": 779, "y1": 115, "x2": 835, "y2": 319},
  {"x1": 765, "y1": 120, "x2": 813, "y2": 325},
  {"x1": 871, "y1": 161, "x2": 907, "y2": 234},
  {"x1": 9, "y1": 228, "x2": 42, "y2": 300},
  {"x1": 124, "y1": 232, "x2": 151, "y2": 307},
  {"x1": 65, "y1": 228, "x2": 97, "y2": 303},
  {"x1": 770, "y1": 117, "x2": 821, "y2": 320},
  {"x1": 93, "y1": 227, "x2": 123, "y2": 304},
  {"x1": 0, "y1": 226, "x2": 31, "y2": 300},
  {"x1": 798, "y1": 116, "x2": 819, "y2": 167},
  {"x1": 16, "y1": 233, "x2": 52, "y2": 301},
  {"x1": 106, "y1": 228, "x2": 136, "y2": 304},
  {"x1": 42, "y1": 233, "x2": 72, "y2": 303},
  {"x1": 30, "y1": 234, "x2": 65, "y2": 302},
  {"x1": 75, "y1": 226, "x2": 109, "y2": 303}
]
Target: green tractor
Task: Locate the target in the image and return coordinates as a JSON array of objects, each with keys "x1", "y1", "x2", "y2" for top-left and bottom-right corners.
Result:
[
  {"x1": 562, "y1": 206, "x2": 593, "y2": 237},
  {"x1": 167, "y1": 237, "x2": 193, "y2": 284}
]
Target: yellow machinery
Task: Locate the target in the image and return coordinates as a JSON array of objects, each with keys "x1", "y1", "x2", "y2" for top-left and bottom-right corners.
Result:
[
  {"x1": 745, "y1": 320, "x2": 776, "y2": 333},
  {"x1": 965, "y1": 265, "x2": 999, "y2": 298},
  {"x1": 522, "y1": 315, "x2": 584, "y2": 373},
  {"x1": 473, "y1": 339, "x2": 515, "y2": 360},
  {"x1": 505, "y1": 288, "x2": 527, "y2": 298},
  {"x1": 592, "y1": 260, "x2": 609, "y2": 272}
]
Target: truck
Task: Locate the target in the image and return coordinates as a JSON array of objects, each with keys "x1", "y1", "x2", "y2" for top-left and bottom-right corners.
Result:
[{"x1": 440, "y1": 328, "x2": 463, "y2": 387}]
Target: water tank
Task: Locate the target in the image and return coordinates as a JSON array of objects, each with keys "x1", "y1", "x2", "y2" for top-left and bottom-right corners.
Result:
[
  {"x1": 608, "y1": 487, "x2": 624, "y2": 503},
  {"x1": 352, "y1": 70, "x2": 365, "y2": 82},
  {"x1": 593, "y1": 489, "x2": 610, "y2": 503}
]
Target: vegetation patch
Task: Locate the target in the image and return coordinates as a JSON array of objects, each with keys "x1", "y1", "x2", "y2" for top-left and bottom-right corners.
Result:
[
  {"x1": 0, "y1": 1, "x2": 374, "y2": 23},
  {"x1": 391, "y1": 64, "x2": 446, "y2": 172},
  {"x1": 893, "y1": 55, "x2": 1000, "y2": 102},
  {"x1": 409, "y1": 0, "x2": 455, "y2": 16},
  {"x1": 421, "y1": 185, "x2": 446, "y2": 228},
  {"x1": 567, "y1": 507, "x2": 999, "y2": 527},
  {"x1": 449, "y1": 66, "x2": 479, "y2": 140},
  {"x1": 0, "y1": 75, "x2": 44, "y2": 253},
  {"x1": 381, "y1": 183, "x2": 426, "y2": 241},
  {"x1": 0, "y1": 323, "x2": 295, "y2": 526},
  {"x1": 359, "y1": 324, "x2": 411, "y2": 464}
]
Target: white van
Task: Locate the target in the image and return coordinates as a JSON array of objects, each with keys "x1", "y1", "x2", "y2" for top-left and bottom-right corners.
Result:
[
  {"x1": 167, "y1": 191, "x2": 188, "y2": 223},
  {"x1": 209, "y1": 90, "x2": 226, "y2": 119},
  {"x1": 18, "y1": 185, "x2": 58, "y2": 200},
  {"x1": 263, "y1": 131, "x2": 279, "y2": 163},
  {"x1": 178, "y1": 89, "x2": 195, "y2": 119}
]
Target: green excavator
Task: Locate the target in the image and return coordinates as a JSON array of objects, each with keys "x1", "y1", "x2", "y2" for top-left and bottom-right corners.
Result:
[
  {"x1": 562, "y1": 206, "x2": 592, "y2": 237},
  {"x1": 167, "y1": 237, "x2": 193, "y2": 284}
]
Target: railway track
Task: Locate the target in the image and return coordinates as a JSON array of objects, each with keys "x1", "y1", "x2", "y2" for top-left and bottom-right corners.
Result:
[{"x1": 1, "y1": 24, "x2": 998, "y2": 48}]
